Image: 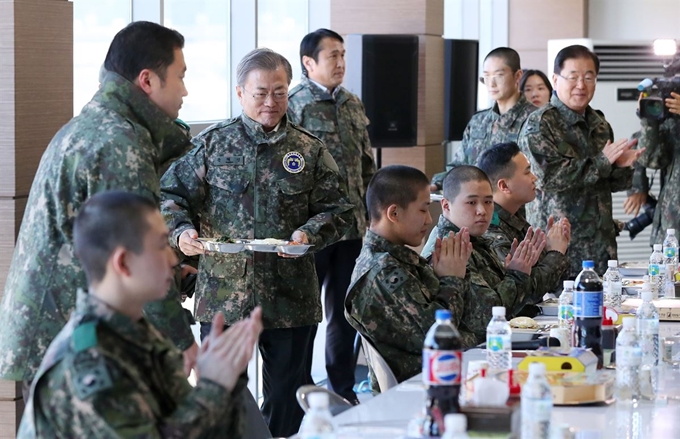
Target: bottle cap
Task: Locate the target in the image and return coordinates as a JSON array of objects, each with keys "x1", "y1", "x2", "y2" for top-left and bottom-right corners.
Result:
[
  {"x1": 492, "y1": 306, "x2": 506, "y2": 316},
  {"x1": 563, "y1": 280, "x2": 574, "y2": 289},
  {"x1": 529, "y1": 362, "x2": 546, "y2": 377},
  {"x1": 582, "y1": 260, "x2": 594, "y2": 269},
  {"x1": 641, "y1": 290, "x2": 653, "y2": 302},
  {"x1": 602, "y1": 309, "x2": 613, "y2": 326},
  {"x1": 622, "y1": 316, "x2": 635, "y2": 329},
  {"x1": 508, "y1": 369, "x2": 521, "y2": 396},
  {"x1": 444, "y1": 413, "x2": 467, "y2": 433},
  {"x1": 435, "y1": 309, "x2": 452, "y2": 321},
  {"x1": 608, "y1": 260, "x2": 618, "y2": 268},
  {"x1": 654, "y1": 244, "x2": 663, "y2": 251},
  {"x1": 669, "y1": 229, "x2": 676, "y2": 235},
  {"x1": 307, "y1": 392, "x2": 329, "y2": 409}
]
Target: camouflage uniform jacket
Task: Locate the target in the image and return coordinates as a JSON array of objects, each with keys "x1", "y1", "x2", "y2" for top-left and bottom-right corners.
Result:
[
  {"x1": 421, "y1": 215, "x2": 532, "y2": 344},
  {"x1": 160, "y1": 113, "x2": 354, "y2": 328},
  {"x1": 637, "y1": 117, "x2": 680, "y2": 245},
  {"x1": 518, "y1": 94, "x2": 633, "y2": 277},
  {"x1": 0, "y1": 71, "x2": 194, "y2": 382},
  {"x1": 431, "y1": 95, "x2": 537, "y2": 188},
  {"x1": 17, "y1": 290, "x2": 245, "y2": 439},
  {"x1": 344, "y1": 230, "x2": 475, "y2": 391},
  {"x1": 485, "y1": 202, "x2": 569, "y2": 296},
  {"x1": 288, "y1": 77, "x2": 376, "y2": 240}
]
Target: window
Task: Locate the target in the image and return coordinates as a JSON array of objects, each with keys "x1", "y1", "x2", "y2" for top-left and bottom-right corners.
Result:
[
  {"x1": 165, "y1": 0, "x2": 230, "y2": 123},
  {"x1": 257, "y1": 0, "x2": 308, "y2": 87},
  {"x1": 73, "y1": 0, "x2": 130, "y2": 115}
]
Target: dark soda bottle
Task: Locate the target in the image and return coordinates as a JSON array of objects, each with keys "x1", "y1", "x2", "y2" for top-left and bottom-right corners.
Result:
[
  {"x1": 573, "y1": 260, "x2": 604, "y2": 369},
  {"x1": 422, "y1": 309, "x2": 463, "y2": 436}
]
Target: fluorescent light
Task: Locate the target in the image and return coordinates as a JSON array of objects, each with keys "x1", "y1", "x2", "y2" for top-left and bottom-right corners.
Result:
[{"x1": 653, "y1": 39, "x2": 677, "y2": 57}]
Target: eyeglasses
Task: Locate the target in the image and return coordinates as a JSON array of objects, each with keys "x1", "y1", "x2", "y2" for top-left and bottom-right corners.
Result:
[
  {"x1": 242, "y1": 87, "x2": 288, "y2": 103},
  {"x1": 479, "y1": 73, "x2": 509, "y2": 85},
  {"x1": 557, "y1": 73, "x2": 597, "y2": 85}
]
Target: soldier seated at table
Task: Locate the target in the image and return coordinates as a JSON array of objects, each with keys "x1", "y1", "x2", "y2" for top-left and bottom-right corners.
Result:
[
  {"x1": 421, "y1": 166, "x2": 545, "y2": 344},
  {"x1": 345, "y1": 165, "x2": 476, "y2": 392},
  {"x1": 18, "y1": 191, "x2": 262, "y2": 438},
  {"x1": 477, "y1": 142, "x2": 571, "y2": 301}
]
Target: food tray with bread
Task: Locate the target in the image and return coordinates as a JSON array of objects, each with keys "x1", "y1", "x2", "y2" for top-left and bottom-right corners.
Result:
[
  {"x1": 509, "y1": 317, "x2": 555, "y2": 342},
  {"x1": 199, "y1": 237, "x2": 313, "y2": 255}
]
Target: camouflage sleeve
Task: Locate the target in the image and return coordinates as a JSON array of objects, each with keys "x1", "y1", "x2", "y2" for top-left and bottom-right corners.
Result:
[
  {"x1": 296, "y1": 147, "x2": 354, "y2": 250},
  {"x1": 350, "y1": 265, "x2": 453, "y2": 358},
  {"x1": 519, "y1": 114, "x2": 613, "y2": 193},
  {"x1": 143, "y1": 266, "x2": 195, "y2": 350},
  {"x1": 449, "y1": 123, "x2": 472, "y2": 165},
  {"x1": 464, "y1": 265, "x2": 531, "y2": 339},
  {"x1": 527, "y1": 251, "x2": 570, "y2": 300},
  {"x1": 34, "y1": 364, "x2": 243, "y2": 438},
  {"x1": 160, "y1": 141, "x2": 209, "y2": 246},
  {"x1": 637, "y1": 118, "x2": 674, "y2": 170}
]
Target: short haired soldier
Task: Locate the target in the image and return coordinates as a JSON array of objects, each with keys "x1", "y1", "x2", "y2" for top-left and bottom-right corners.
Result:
[
  {"x1": 288, "y1": 28, "x2": 376, "y2": 404},
  {"x1": 0, "y1": 21, "x2": 198, "y2": 399},
  {"x1": 431, "y1": 47, "x2": 536, "y2": 190},
  {"x1": 345, "y1": 165, "x2": 475, "y2": 392},
  {"x1": 422, "y1": 166, "x2": 545, "y2": 342},
  {"x1": 160, "y1": 48, "x2": 353, "y2": 437},
  {"x1": 18, "y1": 191, "x2": 262, "y2": 438}
]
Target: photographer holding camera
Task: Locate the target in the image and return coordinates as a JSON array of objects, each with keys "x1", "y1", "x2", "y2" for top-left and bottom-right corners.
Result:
[
  {"x1": 634, "y1": 91, "x2": 680, "y2": 246},
  {"x1": 623, "y1": 131, "x2": 657, "y2": 240}
]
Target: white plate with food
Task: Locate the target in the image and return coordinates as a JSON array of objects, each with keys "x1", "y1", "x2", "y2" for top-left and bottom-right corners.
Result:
[
  {"x1": 509, "y1": 317, "x2": 554, "y2": 342},
  {"x1": 536, "y1": 297, "x2": 560, "y2": 316},
  {"x1": 619, "y1": 262, "x2": 648, "y2": 277}
]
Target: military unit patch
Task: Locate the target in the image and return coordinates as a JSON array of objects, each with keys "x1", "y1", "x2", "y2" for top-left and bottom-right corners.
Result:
[{"x1": 283, "y1": 151, "x2": 305, "y2": 174}]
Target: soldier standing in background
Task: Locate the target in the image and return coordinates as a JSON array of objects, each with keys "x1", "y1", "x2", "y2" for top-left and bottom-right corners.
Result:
[
  {"x1": 160, "y1": 48, "x2": 353, "y2": 437},
  {"x1": 518, "y1": 45, "x2": 641, "y2": 277},
  {"x1": 431, "y1": 47, "x2": 536, "y2": 190},
  {"x1": 288, "y1": 28, "x2": 376, "y2": 405},
  {"x1": 0, "y1": 21, "x2": 197, "y2": 399}
]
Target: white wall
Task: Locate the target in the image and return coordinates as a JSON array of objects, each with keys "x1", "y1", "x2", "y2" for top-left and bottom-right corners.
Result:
[{"x1": 589, "y1": 0, "x2": 680, "y2": 41}]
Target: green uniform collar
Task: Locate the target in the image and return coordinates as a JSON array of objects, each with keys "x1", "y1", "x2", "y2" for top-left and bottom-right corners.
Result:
[
  {"x1": 300, "y1": 76, "x2": 349, "y2": 105},
  {"x1": 364, "y1": 229, "x2": 424, "y2": 268},
  {"x1": 493, "y1": 202, "x2": 528, "y2": 232},
  {"x1": 550, "y1": 93, "x2": 605, "y2": 129},
  {"x1": 240, "y1": 112, "x2": 289, "y2": 145}
]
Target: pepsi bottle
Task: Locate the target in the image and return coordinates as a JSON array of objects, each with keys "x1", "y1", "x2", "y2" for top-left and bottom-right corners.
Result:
[
  {"x1": 422, "y1": 309, "x2": 463, "y2": 436},
  {"x1": 574, "y1": 260, "x2": 604, "y2": 369}
]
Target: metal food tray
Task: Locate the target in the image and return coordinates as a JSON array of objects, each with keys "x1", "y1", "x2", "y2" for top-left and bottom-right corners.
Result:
[
  {"x1": 618, "y1": 262, "x2": 648, "y2": 277},
  {"x1": 198, "y1": 238, "x2": 246, "y2": 253},
  {"x1": 244, "y1": 242, "x2": 313, "y2": 255}
]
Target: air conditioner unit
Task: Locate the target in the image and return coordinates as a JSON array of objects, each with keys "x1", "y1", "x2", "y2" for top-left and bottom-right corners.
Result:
[{"x1": 547, "y1": 39, "x2": 665, "y2": 262}]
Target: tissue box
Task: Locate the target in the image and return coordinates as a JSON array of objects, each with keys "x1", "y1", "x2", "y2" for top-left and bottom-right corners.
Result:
[{"x1": 517, "y1": 348, "x2": 598, "y2": 373}]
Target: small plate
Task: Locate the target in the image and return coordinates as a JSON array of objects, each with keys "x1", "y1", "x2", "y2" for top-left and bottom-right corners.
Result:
[{"x1": 619, "y1": 262, "x2": 648, "y2": 277}]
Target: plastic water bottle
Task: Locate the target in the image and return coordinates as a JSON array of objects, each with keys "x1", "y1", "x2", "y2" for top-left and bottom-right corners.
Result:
[
  {"x1": 422, "y1": 309, "x2": 463, "y2": 436},
  {"x1": 558, "y1": 281, "x2": 574, "y2": 337},
  {"x1": 298, "y1": 393, "x2": 336, "y2": 439},
  {"x1": 441, "y1": 413, "x2": 469, "y2": 439},
  {"x1": 637, "y1": 290, "x2": 659, "y2": 400},
  {"x1": 602, "y1": 260, "x2": 622, "y2": 311},
  {"x1": 486, "y1": 306, "x2": 512, "y2": 373},
  {"x1": 663, "y1": 229, "x2": 678, "y2": 295},
  {"x1": 649, "y1": 244, "x2": 664, "y2": 299},
  {"x1": 521, "y1": 362, "x2": 552, "y2": 439},
  {"x1": 615, "y1": 317, "x2": 641, "y2": 403},
  {"x1": 574, "y1": 260, "x2": 604, "y2": 369}
]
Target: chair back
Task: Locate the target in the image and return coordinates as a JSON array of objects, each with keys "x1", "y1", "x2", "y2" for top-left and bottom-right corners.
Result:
[
  {"x1": 360, "y1": 336, "x2": 398, "y2": 392},
  {"x1": 295, "y1": 385, "x2": 353, "y2": 416}
]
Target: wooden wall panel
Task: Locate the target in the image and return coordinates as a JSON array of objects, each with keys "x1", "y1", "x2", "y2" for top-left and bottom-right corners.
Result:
[
  {"x1": 375, "y1": 144, "x2": 445, "y2": 181},
  {"x1": 417, "y1": 36, "x2": 444, "y2": 146},
  {"x1": 0, "y1": 1, "x2": 17, "y2": 199},
  {"x1": 1, "y1": 0, "x2": 73, "y2": 198},
  {"x1": 0, "y1": 400, "x2": 22, "y2": 439},
  {"x1": 508, "y1": 0, "x2": 588, "y2": 70},
  {"x1": 331, "y1": 0, "x2": 443, "y2": 36}
]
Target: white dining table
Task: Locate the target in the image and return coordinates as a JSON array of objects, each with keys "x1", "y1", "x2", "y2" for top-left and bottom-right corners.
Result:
[{"x1": 332, "y1": 321, "x2": 680, "y2": 438}]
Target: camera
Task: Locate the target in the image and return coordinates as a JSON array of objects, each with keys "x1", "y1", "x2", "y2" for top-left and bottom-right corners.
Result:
[
  {"x1": 638, "y1": 39, "x2": 680, "y2": 121},
  {"x1": 624, "y1": 194, "x2": 657, "y2": 240}
]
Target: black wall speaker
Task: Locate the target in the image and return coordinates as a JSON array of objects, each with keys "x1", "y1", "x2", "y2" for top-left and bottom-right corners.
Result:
[
  {"x1": 444, "y1": 39, "x2": 479, "y2": 142},
  {"x1": 345, "y1": 34, "x2": 419, "y2": 147}
]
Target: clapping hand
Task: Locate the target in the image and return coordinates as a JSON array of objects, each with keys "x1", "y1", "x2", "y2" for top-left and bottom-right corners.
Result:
[{"x1": 432, "y1": 229, "x2": 473, "y2": 278}]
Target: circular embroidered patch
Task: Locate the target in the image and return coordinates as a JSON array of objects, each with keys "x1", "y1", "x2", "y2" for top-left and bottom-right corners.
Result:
[{"x1": 283, "y1": 151, "x2": 305, "y2": 174}]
